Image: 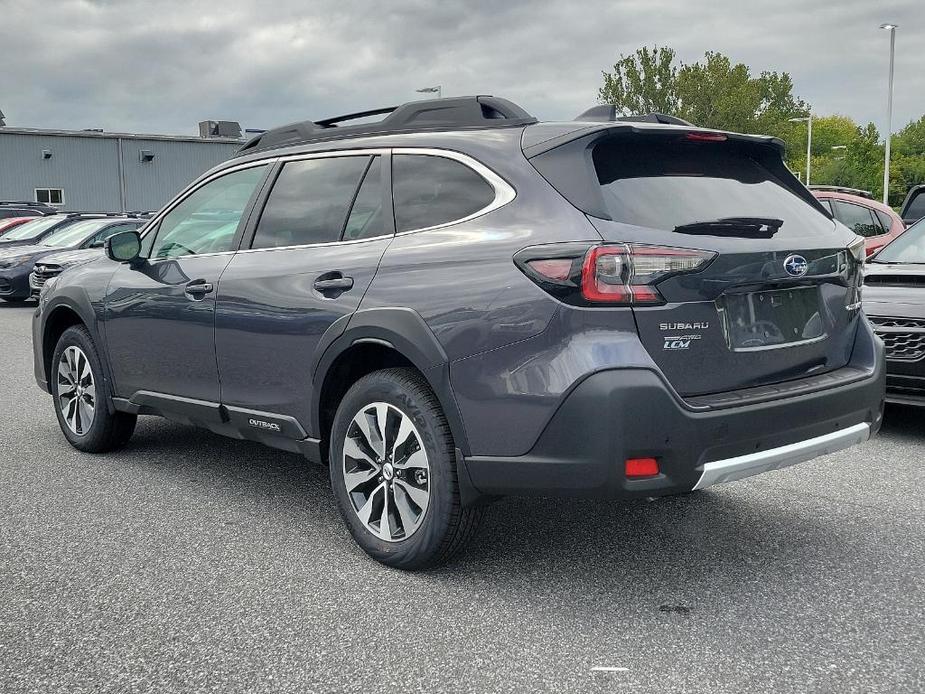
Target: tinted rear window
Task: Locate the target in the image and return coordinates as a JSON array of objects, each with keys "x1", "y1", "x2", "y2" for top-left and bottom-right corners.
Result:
[{"x1": 593, "y1": 139, "x2": 833, "y2": 237}]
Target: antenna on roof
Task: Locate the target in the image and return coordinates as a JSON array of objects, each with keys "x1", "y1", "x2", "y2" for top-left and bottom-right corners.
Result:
[{"x1": 0, "y1": 108, "x2": 6, "y2": 127}]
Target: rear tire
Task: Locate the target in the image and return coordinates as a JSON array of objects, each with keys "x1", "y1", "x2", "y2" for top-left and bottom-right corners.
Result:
[
  {"x1": 51, "y1": 325, "x2": 136, "y2": 453},
  {"x1": 329, "y1": 368, "x2": 483, "y2": 570}
]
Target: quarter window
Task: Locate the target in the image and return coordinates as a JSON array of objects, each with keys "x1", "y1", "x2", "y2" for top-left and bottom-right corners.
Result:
[
  {"x1": 832, "y1": 200, "x2": 883, "y2": 238},
  {"x1": 148, "y1": 165, "x2": 268, "y2": 259},
  {"x1": 392, "y1": 154, "x2": 495, "y2": 233},
  {"x1": 252, "y1": 156, "x2": 370, "y2": 249},
  {"x1": 874, "y1": 209, "x2": 894, "y2": 231}
]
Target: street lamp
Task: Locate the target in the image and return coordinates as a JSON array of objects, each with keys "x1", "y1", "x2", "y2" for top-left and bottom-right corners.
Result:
[
  {"x1": 416, "y1": 85, "x2": 442, "y2": 99},
  {"x1": 880, "y1": 22, "x2": 898, "y2": 205},
  {"x1": 789, "y1": 115, "x2": 813, "y2": 186}
]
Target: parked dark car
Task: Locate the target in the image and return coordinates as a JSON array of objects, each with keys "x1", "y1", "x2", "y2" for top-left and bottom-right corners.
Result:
[
  {"x1": 32, "y1": 96, "x2": 884, "y2": 568},
  {"x1": 28, "y1": 247, "x2": 109, "y2": 299},
  {"x1": 900, "y1": 184, "x2": 925, "y2": 226},
  {"x1": 0, "y1": 201, "x2": 58, "y2": 220},
  {"x1": 0, "y1": 217, "x2": 144, "y2": 302},
  {"x1": 811, "y1": 188, "x2": 906, "y2": 257},
  {"x1": 864, "y1": 217, "x2": 925, "y2": 405},
  {"x1": 0, "y1": 212, "x2": 147, "y2": 248}
]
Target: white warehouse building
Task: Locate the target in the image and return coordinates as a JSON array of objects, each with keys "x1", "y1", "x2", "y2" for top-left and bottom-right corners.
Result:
[{"x1": 0, "y1": 121, "x2": 245, "y2": 213}]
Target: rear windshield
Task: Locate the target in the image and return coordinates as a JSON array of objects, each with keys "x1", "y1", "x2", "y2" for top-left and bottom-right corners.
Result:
[
  {"x1": 874, "y1": 218, "x2": 925, "y2": 264},
  {"x1": 593, "y1": 139, "x2": 833, "y2": 237}
]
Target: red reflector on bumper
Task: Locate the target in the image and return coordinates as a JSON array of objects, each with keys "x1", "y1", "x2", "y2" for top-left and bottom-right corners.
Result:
[{"x1": 625, "y1": 457, "x2": 660, "y2": 478}]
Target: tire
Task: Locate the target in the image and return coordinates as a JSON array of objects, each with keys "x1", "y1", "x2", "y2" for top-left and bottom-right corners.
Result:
[
  {"x1": 329, "y1": 368, "x2": 484, "y2": 570},
  {"x1": 51, "y1": 325, "x2": 136, "y2": 453}
]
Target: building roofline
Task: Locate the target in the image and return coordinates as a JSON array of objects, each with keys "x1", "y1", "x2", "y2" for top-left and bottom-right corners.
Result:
[{"x1": 0, "y1": 126, "x2": 242, "y2": 144}]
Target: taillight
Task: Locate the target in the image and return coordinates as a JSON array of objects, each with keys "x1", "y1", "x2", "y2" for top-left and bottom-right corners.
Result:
[
  {"x1": 515, "y1": 243, "x2": 714, "y2": 307},
  {"x1": 581, "y1": 244, "x2": 714, "y2": 305}
]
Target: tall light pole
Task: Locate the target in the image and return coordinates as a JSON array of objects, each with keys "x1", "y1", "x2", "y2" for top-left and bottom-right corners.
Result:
[
  {"x1": 880, "y1": 23, "x2": 898, "y2": 205},
  {"x1": 789, "y1": 115, "x2": 812, "y2": 186},
  {"x1": 416, "y1": 86, "x2": 442, "y2": 99}
]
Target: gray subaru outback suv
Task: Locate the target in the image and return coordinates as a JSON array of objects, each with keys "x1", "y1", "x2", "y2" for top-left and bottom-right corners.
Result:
[{"x1": 32, "y1": 96, "x2": 885, "y2": 569}]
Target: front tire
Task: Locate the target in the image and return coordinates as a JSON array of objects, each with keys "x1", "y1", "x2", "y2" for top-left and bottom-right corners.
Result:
[
  {"x1": 329, "y1": 368, "x2": 483, "y2": 570},
  {"x1": 51, "y1": 325, "x2": 136, "y2": 453}
]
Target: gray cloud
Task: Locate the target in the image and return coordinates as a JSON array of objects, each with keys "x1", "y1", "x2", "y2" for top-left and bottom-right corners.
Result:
[{"x1": 0, "y1": 0, "x2": 921, "y2": 138}]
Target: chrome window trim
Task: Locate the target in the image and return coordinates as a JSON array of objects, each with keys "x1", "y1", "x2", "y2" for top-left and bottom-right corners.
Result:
[
  {"x1": 141, "y1": 146, "x2": 515, "y2": 257},
  {"x1": 236, "y1": 233, "x2": 394, "y2": 255}
]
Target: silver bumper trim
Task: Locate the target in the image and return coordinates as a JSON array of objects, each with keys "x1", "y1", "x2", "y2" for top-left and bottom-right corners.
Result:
[{"x1": 692, "y1": 422, "x2": 871, "y2": 490}]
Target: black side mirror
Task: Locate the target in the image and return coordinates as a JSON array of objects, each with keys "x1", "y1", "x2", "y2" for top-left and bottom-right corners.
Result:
[{"x1": 105, "y1": 230, "x2": 142, "y2": 263}]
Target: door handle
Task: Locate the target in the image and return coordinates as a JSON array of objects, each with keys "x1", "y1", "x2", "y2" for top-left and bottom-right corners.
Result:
[
  {"x1": 185, "y1": 280, "x2": 214, "y2": 299},
  {"x1": 313, "y1": 276, "x2": 354, "y2": 293}
]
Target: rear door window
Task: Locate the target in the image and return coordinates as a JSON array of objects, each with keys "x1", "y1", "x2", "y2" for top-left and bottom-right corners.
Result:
[
  {"x1": 252, "y1": 156, "x2": 370, "y2": 249},
  {"x1": 392, "y1": 154, "x2": 495, "y2": 232},
  {"x1": 343, "y1": 157, "x2": 387, "y2": 241},
  {"x1": 832, "y1": 200, "x2": 883, "y2": 237},
  {"x1": 592, "y1": 138, "x2": 833, "y2": 238}
]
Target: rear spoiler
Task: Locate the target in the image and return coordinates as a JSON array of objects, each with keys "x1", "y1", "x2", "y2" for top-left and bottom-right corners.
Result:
[
  {"x1": 524, "y1": 124, "x2": 823, "y2": 222},
  {"x1": 522, "y1": 121, "x2": 785, "y2": 159}
]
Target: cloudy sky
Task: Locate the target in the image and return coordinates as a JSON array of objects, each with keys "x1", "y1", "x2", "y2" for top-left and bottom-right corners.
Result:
[{"x1": 0, "y1": 0, "x2": 921, "y2": 138}]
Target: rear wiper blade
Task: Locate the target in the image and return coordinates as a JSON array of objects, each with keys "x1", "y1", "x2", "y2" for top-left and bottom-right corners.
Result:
[{"x1": 673, "y1": 217, "x2": 784, "y2": 238}]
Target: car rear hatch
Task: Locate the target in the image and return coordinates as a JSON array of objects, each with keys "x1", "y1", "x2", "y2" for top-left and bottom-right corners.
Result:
[{"x1": 526, "y1": 125, "x2": 864, "y2": 397}]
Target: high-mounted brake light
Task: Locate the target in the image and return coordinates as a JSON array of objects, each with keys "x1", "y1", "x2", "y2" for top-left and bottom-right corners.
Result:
[{"x1": 686, "y1": 132, "x2": 727, "y2": 142}]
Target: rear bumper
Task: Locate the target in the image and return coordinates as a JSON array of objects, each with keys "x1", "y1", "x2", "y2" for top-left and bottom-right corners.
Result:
[{"x1": 463, "y1": 324, "x2": 885, "y2": 499}]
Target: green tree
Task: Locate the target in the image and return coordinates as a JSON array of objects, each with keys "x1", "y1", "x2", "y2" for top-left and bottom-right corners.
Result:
[
  {"x1": 894, "y1": 116, "x2": 925, "y2": 157},
  {"x1": 599, "y1": 46, "x2": 808, "y2": 147},
  {"x1": 598, "y1": 46, "x2": 679, "y2": 116}
]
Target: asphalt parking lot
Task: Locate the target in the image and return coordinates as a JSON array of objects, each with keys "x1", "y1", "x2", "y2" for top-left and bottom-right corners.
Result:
[{"x1": 1, "y1": 302, "x2": 923, "y2": 694}]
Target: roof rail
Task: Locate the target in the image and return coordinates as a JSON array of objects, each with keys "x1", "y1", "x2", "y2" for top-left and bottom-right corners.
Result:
[
  {"x1": 237, "y1": 96, "x2": 537, "y2": 156},
  {"x1": 807, "y1": 185, "x2": 873, "y2": 199},
  {"x1": 0, "y1": 200, "x2": 55, "y2": 208},
  {"x1": 574, "y1": 105, "x2": 694, "y2": 127}
]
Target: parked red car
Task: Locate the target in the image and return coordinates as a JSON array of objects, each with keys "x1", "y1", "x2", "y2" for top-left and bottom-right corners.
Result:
[
  {"x1": 810, "y1": 186, "x2": 905, "y2": 257},
  {"x1": 0, "y1": 217, "x2": 34, "y2": 236}
]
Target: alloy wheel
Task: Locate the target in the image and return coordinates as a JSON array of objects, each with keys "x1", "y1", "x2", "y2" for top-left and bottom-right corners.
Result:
[
  {"x1": 57, "y1": 345, "x2": 96, "y2": 436},
  {"x1": 342, "y1": 402, "x2": 431, "y2": 542}
]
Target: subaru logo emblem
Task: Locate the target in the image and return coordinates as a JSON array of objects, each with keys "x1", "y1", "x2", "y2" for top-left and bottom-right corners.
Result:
[{"x1": 784, "y1": 254, "x2": 808, "y2": 277}]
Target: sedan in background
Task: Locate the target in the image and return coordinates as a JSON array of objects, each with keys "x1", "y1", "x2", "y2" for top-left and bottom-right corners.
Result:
[
  {"x1": 812, "y1": 188, "x2": 906, "y2": 257},
  {"x1": 0, "y1": 218, "x2": 144, "y2": 302},
  {"x1": 864, "y1": 217, "x2": 925, "y2": 406},
  {"x1": 29, "y1": 246, "x2": 111, "y2": 298}
]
